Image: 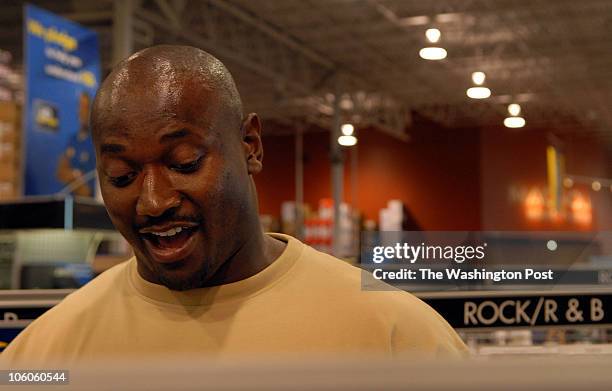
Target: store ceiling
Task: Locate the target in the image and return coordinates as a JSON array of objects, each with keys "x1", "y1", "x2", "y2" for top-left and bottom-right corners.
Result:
[
  {"x1": 2, "y1": 0, "x2": 612, "y2": 144},
  {"x1": 225, "y1": 0, "x2": 612, "y2": 142}
]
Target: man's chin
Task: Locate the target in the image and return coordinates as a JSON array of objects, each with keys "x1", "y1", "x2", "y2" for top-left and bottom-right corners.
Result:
[{"x1": 154, "y1": 262, "x2": 213, "y2": 291}]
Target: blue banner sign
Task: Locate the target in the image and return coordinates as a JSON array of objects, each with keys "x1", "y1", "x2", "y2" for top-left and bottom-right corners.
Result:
[{"x1": 23, "y1": 4, "x2": 100, "y2": 196}]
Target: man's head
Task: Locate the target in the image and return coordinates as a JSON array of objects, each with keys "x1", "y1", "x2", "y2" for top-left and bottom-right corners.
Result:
[{"x1": 92, "y1": 45, "x2": 264, "y2": 290}]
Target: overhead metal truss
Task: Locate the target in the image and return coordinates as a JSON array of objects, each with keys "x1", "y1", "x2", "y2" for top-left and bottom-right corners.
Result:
[
  {"x1": 227, "y1": 0, "x2": 612, "y2": 146},
  {"x1": 1, "y1": 0, "x2": 611, "y2": 146},
  {"x1": 126, "y1": 0, "x2": 410, "y2": 139}
]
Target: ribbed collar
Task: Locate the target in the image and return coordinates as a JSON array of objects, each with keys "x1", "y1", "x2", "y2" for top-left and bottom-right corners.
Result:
[{"x1": 128, "y1": 233, "x2": 303, "y2": 307}]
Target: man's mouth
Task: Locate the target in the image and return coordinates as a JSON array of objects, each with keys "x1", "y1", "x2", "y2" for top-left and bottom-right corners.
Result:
[{"x1": 138, "y1": 223, "x2": 200, "y2": 264}]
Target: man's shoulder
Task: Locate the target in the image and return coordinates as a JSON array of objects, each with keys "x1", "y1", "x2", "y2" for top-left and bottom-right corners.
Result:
[
  {"x1": 33, "y1": 259, "x2": 131, "y2": 321},
  {"x1": 295, "y1": 244, "x2": 436, "y2": 313},
  {"x1": 292, "y1": 244, "x2": 467, "y2": 355},
  {"x1": 65, "y1": 259, "x2": 130, "y2": 301},
  {"x1": 1, "y1": 260, "x2": 133, "y2": 365}
]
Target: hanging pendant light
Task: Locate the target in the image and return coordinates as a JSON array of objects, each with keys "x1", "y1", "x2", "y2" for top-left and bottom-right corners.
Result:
[
  {"x1": 419, "y1": 28, "x2": 447, "y2": 60},
  {"x1": 466, "y1": 71, "x2": 491, "y2": 99},
  {"x1": 504, "y1": 103, "x2": 526, "y2": 128}
]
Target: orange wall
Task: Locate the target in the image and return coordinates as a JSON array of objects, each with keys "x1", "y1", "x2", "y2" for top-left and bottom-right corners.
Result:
[
  {"x1": 255, "y1": 118, "x2": 482, "y2": 230},
  {"x1": 253, "y1": 133, "x2": 296, "y2": 215},
  {"x1": 350, "y1": 125, "x2": 481, "y2": 230},
  {"x1": 480, "y1": 126, "x2": 549, "y2": 230},
  {"x1": 256, "y1": 120, "x2": 611, "y2": 232}
]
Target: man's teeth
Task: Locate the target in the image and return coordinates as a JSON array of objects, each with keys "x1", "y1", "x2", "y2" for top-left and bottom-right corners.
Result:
[{"x1": 151, "y1": 227, "x2": 184, "y2": 237}]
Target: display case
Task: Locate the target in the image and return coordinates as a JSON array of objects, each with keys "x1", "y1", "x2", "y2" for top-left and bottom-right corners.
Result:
[
  {"x1": 0, "y1": 195, "x2": 128, "y2": 290},
  {"x1": 0, "y1": 195, "x2": 132, "y2": 350}
]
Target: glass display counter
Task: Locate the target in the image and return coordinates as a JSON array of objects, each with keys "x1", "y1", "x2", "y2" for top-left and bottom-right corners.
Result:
[{"x1": 0, "y1": 195, "x2": 129, "y2": 289}]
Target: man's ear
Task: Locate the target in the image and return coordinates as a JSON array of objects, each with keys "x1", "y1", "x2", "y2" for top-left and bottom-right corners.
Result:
[{"x1": 241, "y1": 113, "x2": 263, "y2": 175}]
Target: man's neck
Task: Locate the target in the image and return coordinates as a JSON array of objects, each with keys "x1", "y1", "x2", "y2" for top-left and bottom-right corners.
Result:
[{"x1": 204, "y1": 229, "x2": 286, "y2": 287}]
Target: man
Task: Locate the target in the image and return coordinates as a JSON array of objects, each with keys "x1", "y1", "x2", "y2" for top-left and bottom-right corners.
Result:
[
  {"x1": 56, "y1": 91, "x2": 96, "y2": 197},
  {"x1": 2, "y1": 46, "x2": 467, "y2": 365}
]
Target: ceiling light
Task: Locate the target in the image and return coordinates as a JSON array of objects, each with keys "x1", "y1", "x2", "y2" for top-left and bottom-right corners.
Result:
[
  {"x1": 504, "y1": 116, "x2": 526, "y2": 128},
  {"x1": 467, "y1": 71, "x2": 491, "y2": 99},
  {"x1": 508, "y1": 103, "x2": 521, "y2": 116},
  {"x1": 425, "y1": 28, "x2": 441, "y2": 43},
  {"x1": 419, "y1": 47, "x2": 447, "y2": 60},
  {"x1": 466, "y1": 86, "x2": 491, "y2": 99},
  {"x1": 471, "y1": 71, "x2": 486, "y2": 85},
  {"x1": 341, "y1": 123, "x2": 354, "y2": 136},
  {"x1": 435, "y1": 13, "x2": 464, "y2": 23},
  {"x1": 504, "y1": 102, "x2": 525, "y2": 128},
  {"x1": 419, "y1": 29, "x2": 447, "y2": 60},
  {"x1": 592, "y1": 181, "x2": 602, "y2": 191},
  {"x1": 398, "y1": 15, "x2": 430, "y2": 27},
  {"x1": 338, "y1": 135, "x2": 357, "y2": 146},
  {"x1": 563, "y1": 177, "x2": 574, "y2": 188}
]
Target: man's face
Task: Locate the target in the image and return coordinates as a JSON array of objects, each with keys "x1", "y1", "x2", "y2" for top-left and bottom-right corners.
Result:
[{"x1": 94, "y1": 72, "x2": 253, "y2": 290}]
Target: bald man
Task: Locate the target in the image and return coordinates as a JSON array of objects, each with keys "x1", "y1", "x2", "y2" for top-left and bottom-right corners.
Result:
[{"x1": 2, "y1": 46, "x2": 467, "y2": 366}]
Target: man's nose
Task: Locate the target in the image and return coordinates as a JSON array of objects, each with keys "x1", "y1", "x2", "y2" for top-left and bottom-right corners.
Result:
[{"x1": 136, "y1": 167, "x2": 181, "y2": 217}]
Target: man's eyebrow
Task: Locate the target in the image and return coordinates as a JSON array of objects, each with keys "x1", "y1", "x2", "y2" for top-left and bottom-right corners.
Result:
[
  {"x1": 100, "y1": 143, "x2": 126, "y2": 154},
  {"x1": 160, "y1": 129, "x2": 189, "y2": 143}
]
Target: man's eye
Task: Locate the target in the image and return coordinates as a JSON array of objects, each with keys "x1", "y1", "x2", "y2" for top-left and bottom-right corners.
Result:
[
  {"x1": 109, "y1": 172, "x2": 137, "y2": 187},
  {"x1": 171, "y1": 157, "x2": 203, "y2": 173}
]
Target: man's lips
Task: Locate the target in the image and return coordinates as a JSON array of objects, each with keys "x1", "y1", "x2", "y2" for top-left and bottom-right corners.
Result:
[{"x1": 138, "y1": 222, "x2": 200, "y2": 264}]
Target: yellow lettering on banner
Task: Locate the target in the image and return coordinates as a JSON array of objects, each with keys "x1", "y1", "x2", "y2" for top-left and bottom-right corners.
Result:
[
  {"x1": 80, "y1": 71, "x2": 96, "y2": 87},
  {"x1": 26, "y1": 18, "x2": 78, "y2": 51},
  {"x1": 45, "y1": 27, "x2": 78, "y2": 52},
  {"x1": 27, "y1": 19, "x2": 44, "y2": 36}
]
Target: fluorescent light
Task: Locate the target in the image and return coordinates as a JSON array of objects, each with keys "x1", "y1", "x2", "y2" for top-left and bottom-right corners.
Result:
[
  {"x1": 471, "y1": 71, "x2": 486, "y2": 85},
  {"x1": 504, "y1": 116, "x2": 526, "y2": 128},
  {"x1": 508, "y1": 103, "x2": 521, "y2": 116},
  {"x1": 435, "y1": 13, "x2": 463, "y2": 23},
  {"x1": 466, "y1": 86, "x2": 491, "y2": 99},
  {"x1": 419, "y1": 47, "x2": 447, "y2": 60},
  {"x1": 425, "y1": 28, "x2": 441, "y2": 43},
  {"x1": 341, "y1": 123, "x2": 354, "y2": 136},
  {"x1": 398, "y1": 15, "x2": 430, "y2": 26},
  {"x1": 338, "y1": 135, "x2": 357, "y2": 146}
]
